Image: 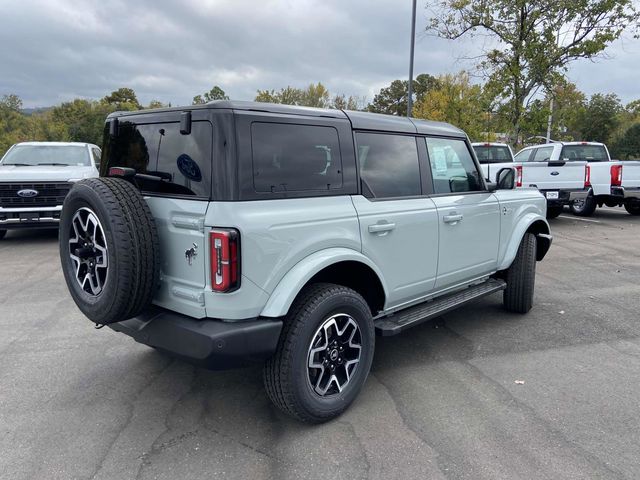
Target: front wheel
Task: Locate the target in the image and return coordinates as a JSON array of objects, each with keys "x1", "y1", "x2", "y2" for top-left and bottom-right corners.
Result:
[
  {"x1": 624, "y1": 200, "x2": 640, "y2": 215},
  {"x1": 570, "y1": 193, "x2": 596, "y2": 217},
  {"x1": 264, "y1": 283, "x2": 374, "y2": 423},
  {"x1": 503, "y1": 232, "x2": 537, "y2": 313},
  {"x1": 546, "y1": 206, "x2": 563, "y2": 219}
]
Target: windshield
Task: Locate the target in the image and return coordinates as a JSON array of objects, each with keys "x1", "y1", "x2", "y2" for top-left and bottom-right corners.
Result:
[
  {"x1": 0, "y1": 145, "x2": 90, "y2": 166},
  {"x1": 560, "y1": 145, "x2": 608, "y2": 162},
  {"x1": 473, "y1": 145, "x2": 513, "y2": 164}
]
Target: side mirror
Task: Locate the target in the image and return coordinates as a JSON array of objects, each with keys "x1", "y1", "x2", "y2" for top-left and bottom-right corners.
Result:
[
  {"x1": 496, "y1": 167, "x2": 515, "y2": 190},
  {"x1": 180, "y1": 111, "x2": 192, "y2": 135},
  {"x1": 108, "y1": 118, "x2": 118, "y2": 137},
  {"x1": 486, "y1": 181, "x2": 497, "y2": 192}
]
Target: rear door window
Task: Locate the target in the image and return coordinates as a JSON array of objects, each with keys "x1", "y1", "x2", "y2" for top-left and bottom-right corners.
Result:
[
  {"x1": 426, "y1": 137, "x2": 483, "y2": 194},
  {"x1": 251, "y1": 122, "x2": 343, "y2": 193},
  {"x1": 513, "y1": 149, "x2": 533, "y2": 162},
  {"x1": 355, "y1": 133, "x2": 421, "y2": 198}
]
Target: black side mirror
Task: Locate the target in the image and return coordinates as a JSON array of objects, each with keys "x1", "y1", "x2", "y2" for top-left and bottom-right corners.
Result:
[
  {"x1": 180, "y1": 111, "x2": 192, "y2": 135},
  {"x1": 496, "y1": 167, "x2": 515, "y2": 190},
  {"x1": 486, "y1": 181, "x2": 497, "y2": 192}
]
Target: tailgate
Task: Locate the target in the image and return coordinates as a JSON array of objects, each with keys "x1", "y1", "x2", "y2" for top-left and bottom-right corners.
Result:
[
  {"x1": 521, "y1": 161, "x2": 586, "y2": 190},
  {"x1": 621, "y1": 161, "x2": 640, "y2": 189}
]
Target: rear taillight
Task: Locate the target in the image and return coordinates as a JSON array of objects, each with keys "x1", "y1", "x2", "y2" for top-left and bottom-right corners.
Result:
[
  {"x1": 515, "y1": 165, "x2": 523, "y2": 187},
  {"x1": 210, "y1": 228, "x2": 240, "y2": 292},
  {"x1": 584, "y1": 165, "x2": 591, "y2": 188},
  {"x1": 611, "y1": 165, "x2": 623, "y2": 187}
]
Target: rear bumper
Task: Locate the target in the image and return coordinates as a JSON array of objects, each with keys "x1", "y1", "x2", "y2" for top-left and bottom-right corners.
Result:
[
  {"x1": 540, "y1": 188, "x2": 588, "y2": 206},
  {"x1": 0, "y1": 205, "x2": 62, "y2": 229},
  {"x1": 108, "y1": 307, "x2": 283, "y2": 370},
  {"x1": 611, "y1": 186, "x2": 640, "y2": 199}
]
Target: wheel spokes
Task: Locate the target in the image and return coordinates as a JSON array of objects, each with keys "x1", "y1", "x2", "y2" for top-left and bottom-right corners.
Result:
[{"x1": 68, "y1": 208, "x2": 108, "y2": 296}]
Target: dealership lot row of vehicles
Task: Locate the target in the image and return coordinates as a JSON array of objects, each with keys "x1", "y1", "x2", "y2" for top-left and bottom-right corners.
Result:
[{"x1": 0, "y1": 102, "x2": 637, "y2": 422}]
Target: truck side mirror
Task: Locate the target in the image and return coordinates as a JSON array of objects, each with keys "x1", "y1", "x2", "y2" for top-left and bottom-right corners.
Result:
[{"x1": 496, "y1": 167, "x2": 515, "y2": 190}]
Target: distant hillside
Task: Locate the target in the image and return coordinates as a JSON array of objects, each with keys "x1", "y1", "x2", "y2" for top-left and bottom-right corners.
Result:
[{"x1": 21, "y1": 106, "x2": 53, "y2": 116}]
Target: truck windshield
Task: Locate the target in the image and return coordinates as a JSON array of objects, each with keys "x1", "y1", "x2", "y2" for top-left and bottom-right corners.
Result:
[
  {"x1": 1, "y1": 145, "x2": 90, "y2": 166},
  {"x1": 560, "y1": 145, "x2": 608, "y2": 162},
  {"x1": 473, "y1": 145, "x2": 513, "y2": 164}
]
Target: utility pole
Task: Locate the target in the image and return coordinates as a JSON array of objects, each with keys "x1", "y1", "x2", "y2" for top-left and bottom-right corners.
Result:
[
  {"x1": 407, "y1": 0, "x2": 417, "y2": 117},
  {"x1": 546, "y1": 97, "x2": 554, "y2": 143}
]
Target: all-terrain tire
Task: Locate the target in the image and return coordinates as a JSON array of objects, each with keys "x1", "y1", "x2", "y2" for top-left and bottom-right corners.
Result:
[
  {"x1": 570, "y1": 193, "x2": 597, "y2": 217},
  {"x1": 503, "y1": 232, "x2": 536, "y2": 314},
  {"x1": 263, "y1": 283, "x2": 375, "y2": 423},
  {"x1": 546, "y1": 206, "x2": 563, "y2": 219},
  {"x1": 59, "y1": 177, "x2": 160, "y2": 324},
  {"x1": 624, "y1": 200, "x2": 640, "y2": 215}
]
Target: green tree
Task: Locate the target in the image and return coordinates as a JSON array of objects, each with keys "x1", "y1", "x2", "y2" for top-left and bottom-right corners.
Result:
[
  {"x1": 102, "y1": 87, "x2": 141, "y2": 109},
  {"x1": 192, "y1": 86, "x2": 229, "y2": 104},
  {"x1": 255, "y1": 83, "x2": 334, "y2": 108},
  {"x1": 1, "y1": 94, "x2": 23, "y2": 112},
  {"x1": 367, "y1": 74, "x2": 439, "y2": 116},
  {"x1": 576, "y1": 93, "x2": 623, "y2": 143},
  {"x1": 611, "y1": 123, "x2": 640, "y2": 159},
  {"x1": 428, "y1": 0, "x2": 639, "y2": 142}
]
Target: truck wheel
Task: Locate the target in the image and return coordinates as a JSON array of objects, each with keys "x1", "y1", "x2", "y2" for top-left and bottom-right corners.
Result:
[
  {"x1": 546, "y1": 206, "x2": 563, "y2": 219},
  {"x1": 59, "y1": 178, "x2": 160, "y2": 325},
  {"x1": 264, "y1": 283, "x2": 375, "y2": 423},
  {"x1": 570, "y1": 194, "x2": 596, "y2": 217},
  {"x1": 503, "y1": 232, "x2": 536, "y2": 314},
  {"x1": 624, "y1": 200, "x2": 640, "y2": 215},
  {"x1": 0, "y1": 230, "x2": 6, "y2": 240}
]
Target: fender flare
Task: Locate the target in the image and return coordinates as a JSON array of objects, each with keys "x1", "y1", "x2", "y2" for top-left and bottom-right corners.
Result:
[
  {"x1": 260, "y1": 247, "x2": 388, "y2": 318},
  {"x1": 497, "y1": 214, "x2": 551, "y2": 271}
]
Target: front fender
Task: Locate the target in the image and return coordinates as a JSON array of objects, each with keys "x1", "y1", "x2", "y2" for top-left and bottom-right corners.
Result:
[
  {"x1": 497, "y1": 213, "x2": 551, "y2": 271},
  {"x1": 260, "y1": 247, "x2": 388, "y2": 318}
]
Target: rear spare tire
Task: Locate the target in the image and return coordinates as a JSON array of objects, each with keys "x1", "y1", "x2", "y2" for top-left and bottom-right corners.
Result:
[{"x1": 59, "y1": 178, "x2": 160, "y2": 325}]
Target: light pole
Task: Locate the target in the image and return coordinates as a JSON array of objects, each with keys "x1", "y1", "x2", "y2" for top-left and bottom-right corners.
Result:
[{"x1": 407, "y1": 0, "x2": 417, "y2": 117}]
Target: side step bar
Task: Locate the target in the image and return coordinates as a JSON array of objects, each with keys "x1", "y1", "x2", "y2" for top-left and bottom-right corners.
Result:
[{"x1": 375, "y1": 278, "x2": 507, "y2": 336}]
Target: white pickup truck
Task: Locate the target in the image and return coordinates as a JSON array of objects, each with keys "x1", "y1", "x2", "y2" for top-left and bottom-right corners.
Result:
[
  {"x1": 0, "y1": 142, "x2": 100, "y2": 239},
  {"x1": 473, "y1": 142, "x2": 589, "y2": 219}
]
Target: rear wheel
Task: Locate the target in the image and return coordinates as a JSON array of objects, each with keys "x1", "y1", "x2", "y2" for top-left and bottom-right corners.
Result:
[
  {"x1": 264, "y1": 283, "x2": 374, "y2": 423},
  {"x1": 546, "y1": 206, "x2": 563, "y2": 219},
  {"x1": 570, "y1": 193, "x2": 596, "y2": 217},
  {"x1": 503, "y1": 232, "x2": 536, "y2": 314},
  {"x1": 0, "y1": 229, "x2": 6, "y2": 240},
  {"x1": 624, "y1": 199, "x2": 640, "y2": 215}
]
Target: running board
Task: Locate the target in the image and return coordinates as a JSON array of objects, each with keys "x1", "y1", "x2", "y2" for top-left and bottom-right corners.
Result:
[{"x1": 375, "y1": 278, "x2": 507, "y2": 336}]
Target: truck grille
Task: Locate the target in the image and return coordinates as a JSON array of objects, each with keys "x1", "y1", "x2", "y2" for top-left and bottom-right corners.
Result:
[{"x1": 0, "y1": 182, "x2": 72, "y2": 208}]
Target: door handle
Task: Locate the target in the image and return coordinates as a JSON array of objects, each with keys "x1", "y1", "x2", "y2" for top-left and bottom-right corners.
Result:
[
  {"x1": 368, "y1": 222, "x2": 396, "y2": 234},
  {"x1": 443, "y1": 213, "x2": 463, "y2": 224}
]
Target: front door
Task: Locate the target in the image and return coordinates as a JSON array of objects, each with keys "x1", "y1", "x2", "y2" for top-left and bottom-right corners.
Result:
[
  {"x1": 424, "y1": 137, "x2": 500, "y2": 290},
  {"x1": 352, "y1": 132, "x2": 439, "y2": 309}
]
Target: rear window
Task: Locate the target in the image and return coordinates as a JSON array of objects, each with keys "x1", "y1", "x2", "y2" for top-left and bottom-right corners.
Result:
[
  {"x1": 560, "y1": 145, "x2": 608, "y2": 162},
  {"x1": 103, "y1": 120, "x2": 212, "y2": 197},
  {"x1": 251, "y1": 123, "x2": 343, "y2": 193},
  {"x1": 473, "y1": 145, "x2": 513, "y2": 164}
]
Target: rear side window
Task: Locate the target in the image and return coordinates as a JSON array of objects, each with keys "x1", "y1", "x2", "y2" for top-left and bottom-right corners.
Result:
[
  {"x1": 355, "y1": 133, "x2": 421, "y2": 198},
  {"x1": 104, "y1": 120, "x2": 212, "y2": 198},
  {"x1": 426, "y1": 137, "x2": 483, "y2": 194},
  {"x1": 531, "y1": 146, "x2": 554, "y2": 162},
  {"x1": 473, "y1": 145, "x2": 512, "y2": 164},
  {"x1": 560, "y1": 145, "x2": 608, "y2": 162},
  {"x1": 251, "y1": 123, "x2": 343, "y2": 193},
  {"x1": 514, "y1": 149, "x2": 532, "y2": 162}
]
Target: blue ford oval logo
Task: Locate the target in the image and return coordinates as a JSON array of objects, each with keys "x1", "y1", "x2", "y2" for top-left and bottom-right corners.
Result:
[
  {"x1": 17, "y1": 189, "x2": 39, "y2": 198},
  {"x1": 176, "y1": 154, "x2": 202, "y2": 182},
  {"x1": 550, "y1": 171, "x2": 560, "y2": 176}
]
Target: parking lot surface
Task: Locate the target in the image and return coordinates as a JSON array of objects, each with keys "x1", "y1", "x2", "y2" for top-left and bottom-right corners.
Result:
[{"x1": 1, "y1": 207, "x2": 639, "y2": 480}]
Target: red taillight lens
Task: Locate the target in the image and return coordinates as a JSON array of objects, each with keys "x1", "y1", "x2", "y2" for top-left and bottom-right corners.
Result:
[
  {"x1": 515, "y1": 165, "x2": 523, "y2": 187},
  {"x1": 210, "y1": 228, "x2": 240, "y2": 292},
  {"x1": 611, "y1": 165, "x2": 623, "y2": 187},
  {"x1": 584, "y1": 165, "x2": 591, "y2": 188}
]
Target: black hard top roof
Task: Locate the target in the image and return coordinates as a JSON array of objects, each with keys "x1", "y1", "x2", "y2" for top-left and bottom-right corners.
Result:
[{"x1": 107, "y1": 100, "x2": 466, "y2": 138}]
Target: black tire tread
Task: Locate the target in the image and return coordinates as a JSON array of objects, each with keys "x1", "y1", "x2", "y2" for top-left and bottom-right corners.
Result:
[
  {"x1": 624, "y1": 201, "x2": 640, "y2": 215},
  {"x1": 263, "y1": 283, "x2": 370, "y2": 423},
  {"x1": 570, "y1": 194, "x2": 597, "y2": 217},
  {"x1": 503, "y1": 232, "x2": 536, "y2": 314},
  {"x1": 546, "y1": 206, "x2": 563, "y2": 219}
]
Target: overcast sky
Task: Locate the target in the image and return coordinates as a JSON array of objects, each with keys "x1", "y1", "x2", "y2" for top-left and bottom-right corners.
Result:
[{"x1": 1, "y1": 0, "x2": 639, "y2": 108}]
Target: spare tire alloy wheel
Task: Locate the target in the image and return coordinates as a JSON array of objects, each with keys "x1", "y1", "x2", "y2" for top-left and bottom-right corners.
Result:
[
  {"x1": 68, "y1": 207, "x2": 108, "y2": 296},
  {"x1": 307, "y1": 313, "x2": 362, "y2": 396}
]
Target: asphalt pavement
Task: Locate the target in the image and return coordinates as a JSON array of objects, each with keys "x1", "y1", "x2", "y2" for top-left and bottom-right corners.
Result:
[{"x1": 1, "y1": 207, "x2": 639, "y2": 480}]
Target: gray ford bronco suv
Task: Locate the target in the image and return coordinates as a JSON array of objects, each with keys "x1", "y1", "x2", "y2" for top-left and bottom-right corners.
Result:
[{"x1": 59, "y1": 101, "x2": 552, "y2": 422}]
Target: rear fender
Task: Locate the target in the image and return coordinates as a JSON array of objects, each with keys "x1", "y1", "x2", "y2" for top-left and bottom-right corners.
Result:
[{"x1": 260, "y1": 247, "x2": 388, "y2": 318}]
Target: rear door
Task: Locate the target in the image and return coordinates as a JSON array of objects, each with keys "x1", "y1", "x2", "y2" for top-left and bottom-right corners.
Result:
[
  {"x1": 351, "y1": 132, "x2": 439, "y2": 309},
  {"x1": 425, "y1": 137, "x2": 500, "y2": 290},
  {"x1": 105, "y1": 113, "x2": 211, "y2": 318}
]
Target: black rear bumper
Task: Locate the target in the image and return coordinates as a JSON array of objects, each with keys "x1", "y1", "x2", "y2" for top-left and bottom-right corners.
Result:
[
  {"x1": 539, "y1": 188, "x2": 588, "y2": 206},
  {"x1": 109, "y1": 308, "x2": 283, "y2": 370}
]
